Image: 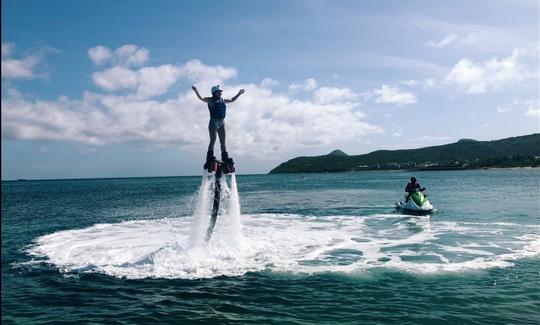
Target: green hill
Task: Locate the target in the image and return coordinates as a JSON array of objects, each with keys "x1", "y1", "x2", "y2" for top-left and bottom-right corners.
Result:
[{"x1": 269, "y1": 134, "x2": 540, "y2": 173}]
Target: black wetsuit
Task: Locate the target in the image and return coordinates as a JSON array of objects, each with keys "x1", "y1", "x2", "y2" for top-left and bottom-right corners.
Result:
[
  {"x1": 405, "y1": 182, "x2": 424, "y2": 202},
  {"x1": 405, "y1": 182, "x2": 422, "y2": 193}
]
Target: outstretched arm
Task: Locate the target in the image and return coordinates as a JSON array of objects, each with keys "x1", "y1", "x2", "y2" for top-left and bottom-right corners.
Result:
[
  {"x1": 192, "y1": 86, "x2": 209, "y2": 102},
  {"x1": 225, "y1": 89, "x2": 245, "y2": 103}
]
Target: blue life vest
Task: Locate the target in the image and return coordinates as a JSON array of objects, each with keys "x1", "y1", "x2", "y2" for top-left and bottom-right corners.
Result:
[{"x1": 208, "y1": 97, "x2": 226, "y2": 119}]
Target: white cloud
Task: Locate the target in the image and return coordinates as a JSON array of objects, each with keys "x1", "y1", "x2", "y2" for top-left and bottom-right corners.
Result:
[
  {"x1": 114, "y1": 44, "x2": 149, "y2": 67},
  {"x1": 497, "y1": 98, "x2": 528, "y2": 113},
  {"x1": 260, "y1": 78, "x2": 279, "y2": 88},
  {"x1": 2, "y1": 58, "x2": 381, "y2": 159},
  {"x1": 496, "y1": 105, "x2": 513, "y2": 113},
  {"x1": 289, "y1": 78, "x2": 318, "y2": 92},
  {"x1": 423, "y1": 78, "x2": 437, "y2": 89},
  {"x1": 367, "y1": 54, "x2": 446, "y2": 74},
  {"x1": 372, "y1": 85, "x2": 417, "y2": 106},
  {"x1": 420, "y1": 135, "x2": 450, "y2": 142},
  {"x1": 136, "y1": 65, "x2": 183, "y2": 97},
  {"x1": 2, "y1": 42, "x2": 15, "y2": 57},
  {"x1": 459, "y1": 31, "x2": 483, "y2": 45},
  {"x1": 525, "y1": 105, "x2": 540, "y2": 117},
  {"x1": 1, "y1": 58, "x2": 38, "y2": 79},
  {"x1": 88, "y1": 44, "x2": 149, "y2": 67},
  {"x1": 444, "y1": 45, "x2": 538, "y2": 94},
  {"x1": 91, "y1": 58, "x2": 238, "y2": 98},
  {"x1": 1, "y1": 43, "x2": 57, "y2": 79},
  {"x1": 226, "y1": 85, "x2": 380, "y2": 157},
  {"x1": 88, "y1": 46, "x2": 112, "y2": 66},
  {"x1": 181, "y1": 59, "x2": 237, "y2": 84},
  {"x1": 304, "y1": 78, "x2": 318, "y2": 90},
  {"x1": 92, "y1": 64, "x2": 181, "y2": 97},
  {"x1": 425, "y1": 32, "x2": 497, "y2": 49},
  {"x1": 414, "y1": 16, "x2": 536, "y2": 54},
  {"x1": 313, "y1": 87, "x2": 358, "y2": 105},
  {"x1": 92, "y1": 66, "x2": 139, "y2": 91},
  {"x1": 478, "y1": 122, "x2": 491, "y2": 128},
  {"x1": 401, "y1": 80, "x2": 418, "y2": 86},
  {"x1": 497, "y1": 98, "x2": 540, "y2": 118},
  {"x1": 426, "y1": 34, "x2": 458, "y2": 48}
]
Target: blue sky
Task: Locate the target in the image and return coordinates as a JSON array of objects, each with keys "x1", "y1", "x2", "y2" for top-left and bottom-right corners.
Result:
[{"x1": 2, "y1": 0, "x2": 539, "y2": 179}]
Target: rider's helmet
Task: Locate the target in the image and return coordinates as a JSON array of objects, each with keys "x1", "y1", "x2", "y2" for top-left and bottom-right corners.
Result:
[{"x1": 211, "y1": 85, "x2": 222, "y2": 94}]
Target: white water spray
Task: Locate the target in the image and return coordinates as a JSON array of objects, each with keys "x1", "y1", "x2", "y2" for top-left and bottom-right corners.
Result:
[
  {"x1": 189, "y1": 171, "x2": 243, "y2": 248},
  {"x1": 188, "y1": 171, "x2": 212, "y2": 247}
]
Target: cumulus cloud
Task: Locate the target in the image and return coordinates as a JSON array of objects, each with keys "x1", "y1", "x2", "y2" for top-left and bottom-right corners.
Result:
[
  {"x1": 181, "y1": 59, "x2": 237, "y2": 84},
  {"x1": 2, "y1": 86, "x2": 381, "y2": 158},
  {"x1": 87, "y1": 45, "x2": 237, "y2": 98},
  {"x1": 114, "y1": 45, "x2": 149, "y2": 67},
  {"x1": 289, "y1": 78, "x2": 318, "y2": 92},
  {"x1": 88, "y1": 44, "x2": 149, "y2": 67},
  {"x1": 92, "y1": 66, "x2": 139, "y2": 91},
  {"x1": 2, "y1": 53, "x2": 381, "y2": 158},
  {"x1": 444, "y1": 45, "x2": 538, "y2": 94},
  {"x1": 1, "y1": 42, "x2": 57, "y2": 79},
  {"x1": 313, "y1": 87, "x2": 358, "y2": 105},
  {"x1": 226, "y1": 85, "x2": 381, "y2": 157},
  {"x1": 92, "y1": 64, "x2": 183, "y2": 97},
  {"x1": 260, "y1": 78, "x2": 279, "y2": 88},
  {"x1": 90, "y1": 56, "x2": 238, "y2": 99},
  {"x1": 1, "y1": 58, "x2": 37, "y2": 79},
  {"x1": 371, "y1": 85, "x2": 417, "y2": 106},
  {"x1": 88, "y1": 46, "x2": 112, "y2": 66},
  {"x1": 136, "y1": 65, "x2": 183, "y2": 98}
]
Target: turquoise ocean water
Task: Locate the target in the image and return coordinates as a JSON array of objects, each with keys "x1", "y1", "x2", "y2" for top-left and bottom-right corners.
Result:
[{"x1": 2, "y1": 169, "x2": 539, "y2": 324}]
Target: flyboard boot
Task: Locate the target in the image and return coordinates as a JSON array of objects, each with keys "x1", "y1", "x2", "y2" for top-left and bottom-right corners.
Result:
[
  {"x1": 203, "y1": 151, "x2": 218, "y2": 173},
  {"x1": 221, "y1": 151, "x2": 235, "y2": 174}
]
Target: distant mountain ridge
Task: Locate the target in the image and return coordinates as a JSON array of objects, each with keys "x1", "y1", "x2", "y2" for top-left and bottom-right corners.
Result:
[{"x1": 269, "y1": 133, "x2": 540, "y2": 174}]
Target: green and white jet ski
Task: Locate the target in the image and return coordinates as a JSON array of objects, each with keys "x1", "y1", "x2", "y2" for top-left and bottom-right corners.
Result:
[{"x1": 395, "y1": 191, "x2": 434, "y2": 215}]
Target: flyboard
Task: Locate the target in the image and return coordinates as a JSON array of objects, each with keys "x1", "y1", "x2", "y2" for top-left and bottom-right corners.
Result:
[{"x1": 204, "y1": 157, "x2": 235, "y2": 241}]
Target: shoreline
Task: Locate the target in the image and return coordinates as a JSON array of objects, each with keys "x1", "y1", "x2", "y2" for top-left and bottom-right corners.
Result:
[
  {"x1": 3, "y1": 167, "x2": 539, "y2": 182},
  {"x1": 268, "y1": 166, "x2": 540, "y2": 174}
]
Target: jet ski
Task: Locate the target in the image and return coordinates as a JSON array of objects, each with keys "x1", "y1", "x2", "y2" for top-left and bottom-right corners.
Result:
[{"x1": 395, "y1": 191, "x2": 434, "y2": 215}]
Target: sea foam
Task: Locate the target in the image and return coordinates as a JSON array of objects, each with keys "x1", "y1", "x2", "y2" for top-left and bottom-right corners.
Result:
[{"x1": 26, "y1": 211, "x2": 539, "y2": 279}]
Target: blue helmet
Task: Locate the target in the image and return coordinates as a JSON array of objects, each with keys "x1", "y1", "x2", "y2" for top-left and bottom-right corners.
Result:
[{"x1": 211, "y1": 85, "x2": 223, "y2": 94}]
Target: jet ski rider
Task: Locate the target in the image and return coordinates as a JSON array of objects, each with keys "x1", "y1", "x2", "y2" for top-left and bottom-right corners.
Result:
[{"x1": 405, "y1": 177, "x2": 426, "y2": 202}]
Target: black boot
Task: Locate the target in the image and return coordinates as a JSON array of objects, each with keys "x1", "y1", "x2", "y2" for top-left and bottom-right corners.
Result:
[
  {"x1": 221, "y1": 151, "x2": 235, "y2": 174},
  {"x1": 221, "y1": 151, "x2": 233, "y2": 163},
  {"x1": 203, "y1": 151, "x2": 215, "y2": 171}
]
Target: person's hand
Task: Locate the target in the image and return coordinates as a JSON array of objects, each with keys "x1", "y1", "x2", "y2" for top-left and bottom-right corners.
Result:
[
  {"x1": 191, "y1": 85, "x2": 197, "y2": 91},
  {"x1": 239, "y1": 89, "x2": 245, "y2": 95}
]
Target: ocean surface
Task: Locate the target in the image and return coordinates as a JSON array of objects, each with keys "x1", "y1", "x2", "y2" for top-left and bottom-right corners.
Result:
[{"x1": 2, "y1": 169, "x2": 539, "y2": 324}]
